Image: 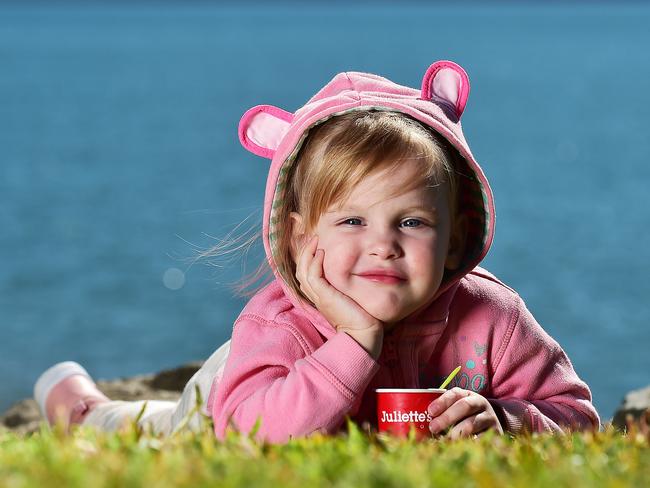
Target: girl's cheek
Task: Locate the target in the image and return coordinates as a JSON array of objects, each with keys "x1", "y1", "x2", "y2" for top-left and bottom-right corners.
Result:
[{"x1": 321, "y1": 241, "x2": 356, "y2": 286}]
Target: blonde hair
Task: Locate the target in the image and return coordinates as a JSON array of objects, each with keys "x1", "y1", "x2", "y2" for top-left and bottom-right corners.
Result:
[{"x1": 196, "y1": 109, "x2": 462, "y2": 301}]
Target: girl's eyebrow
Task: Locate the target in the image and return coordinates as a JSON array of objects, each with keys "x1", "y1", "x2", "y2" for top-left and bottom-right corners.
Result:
[
  {"x1": 401, "y1": 206, "x2": 438, "y2": 216},
  {"x1": 325, "y1": 207, "x2": 356, "y2": 214},
  {"x1": 325, "y1": 205, "x2": 438, "y2": 216}
]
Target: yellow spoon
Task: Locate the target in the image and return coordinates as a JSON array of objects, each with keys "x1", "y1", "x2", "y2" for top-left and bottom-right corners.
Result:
[{"x1": 438, "y1": 365, "x2": 461, "y2": 389}]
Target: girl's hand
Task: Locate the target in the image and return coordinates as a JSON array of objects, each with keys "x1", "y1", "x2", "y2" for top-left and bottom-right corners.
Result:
[
  {"x1": 427, "y1": 387, "x2": 504, "y2": 439},
  {"x1": 295, "y1": 235, "x2": 384, "y2": 357}
]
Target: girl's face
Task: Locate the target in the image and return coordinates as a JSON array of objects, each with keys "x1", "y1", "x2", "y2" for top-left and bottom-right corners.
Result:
[{"x1": 291, "y1": 158, "x2": 461, "y2": 327}]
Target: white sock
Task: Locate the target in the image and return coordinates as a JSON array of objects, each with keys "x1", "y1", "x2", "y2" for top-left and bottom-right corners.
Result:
[{"x1": 33, "y1": 361, "x2": 93, "y2": 418}]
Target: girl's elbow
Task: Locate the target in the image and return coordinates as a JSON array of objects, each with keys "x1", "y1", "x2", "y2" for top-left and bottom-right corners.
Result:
[{"x1": 211, "y1": 407, "x2": 308, "y2": 444}]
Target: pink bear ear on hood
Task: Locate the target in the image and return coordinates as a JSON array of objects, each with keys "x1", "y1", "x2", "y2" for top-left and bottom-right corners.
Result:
[
  {"x1": 421, "y1": 60, "x2": 470, "y2": 119},
  {"x1": 238, "y1": 105, "x2": 294, "y2": 159}
]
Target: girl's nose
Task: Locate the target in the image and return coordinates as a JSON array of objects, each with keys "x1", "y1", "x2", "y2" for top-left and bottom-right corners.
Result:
[{"x1": 368, "y1": 230, "x2": 403, "y2": 260}]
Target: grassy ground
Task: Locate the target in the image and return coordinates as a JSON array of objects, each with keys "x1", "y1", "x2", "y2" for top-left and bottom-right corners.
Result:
[{"x1": 1, "y1": 416, "x2": 648, "y2": 488}]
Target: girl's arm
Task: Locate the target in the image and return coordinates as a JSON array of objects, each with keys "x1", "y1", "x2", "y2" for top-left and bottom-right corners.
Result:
[
  {"x1": 210, "y1": 315, "x2": 380, "y2": 444},
  {"x1": 488, "y1": 297, "x2": 601, "y2": 434}
]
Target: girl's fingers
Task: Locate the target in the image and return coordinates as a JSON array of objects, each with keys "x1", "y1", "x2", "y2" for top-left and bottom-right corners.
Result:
[
  {"x1": 306, "y1": 248, "x2": 332, "y2": 301},
  {"x1": 428, "y1": 387, "x2": 473, "y2": 417},
  {"x1": 428, "y1": 388, "x2": 483, "y2": 434},
  {"x1": 308, "y1": 248, "x2": 324, "y2": 280},
  {"x1": 295, "y1": 236, "x2": 319, "y2": 302},
  {"x1": 447, "y1": 411, "x2": 494, "y2": 440},
  {"x1": 296, "y1": 236, "x2": 317, "y2": 276},
  {"x1": 305, "y1": 246, "x2": 343, "y2": 313}
]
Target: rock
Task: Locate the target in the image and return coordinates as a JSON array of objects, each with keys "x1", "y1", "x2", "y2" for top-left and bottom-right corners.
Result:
[
  {"x1": 0, "y1": 362, "x2": 203, "y2": 436},
  {"x1": 0, "y1": 399, "x2": 42, "y2": 436},
  {"x1": 147, "y1": 361, "x2": 204, "y2": 391},
  {"x1": 612, "y1": 385, "x2": 650, "y2": 431}
]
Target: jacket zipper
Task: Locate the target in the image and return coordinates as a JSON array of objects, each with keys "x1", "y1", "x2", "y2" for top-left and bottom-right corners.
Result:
[{"x1": 383, "y1": 338, "x2": 406, "y2": 386}]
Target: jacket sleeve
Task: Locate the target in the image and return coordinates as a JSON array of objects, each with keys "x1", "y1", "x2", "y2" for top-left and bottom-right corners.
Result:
[
  {"x1": 488, "y1": 296, "x2": 601, "y2": 434},
  {"x1": 210, "y1": 315, "x2": 380, "y2": 444}
]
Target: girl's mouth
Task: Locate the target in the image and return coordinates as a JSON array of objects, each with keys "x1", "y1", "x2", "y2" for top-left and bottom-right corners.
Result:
[{"x1": 355, "y1": 270, "x2": 407, "y2": 284}]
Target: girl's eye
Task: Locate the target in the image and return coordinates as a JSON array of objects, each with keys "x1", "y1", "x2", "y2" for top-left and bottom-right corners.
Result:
[
  {"x1": 401, "y1": 218, "x2": 423, "y2": 228},
  {"x1": 342, "y1": 218, "x2": 363, "y2": 226}
]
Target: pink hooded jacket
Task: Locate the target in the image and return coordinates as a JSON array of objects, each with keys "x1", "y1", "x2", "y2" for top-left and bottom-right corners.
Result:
[{"x1": 208, "y1": 61, "x2": 600, "y2": 443}]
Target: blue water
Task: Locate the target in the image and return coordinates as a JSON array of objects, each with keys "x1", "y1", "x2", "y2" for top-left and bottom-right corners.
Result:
[{"x1": 1, "y1": 2, "x2": 649, "y2": 422}]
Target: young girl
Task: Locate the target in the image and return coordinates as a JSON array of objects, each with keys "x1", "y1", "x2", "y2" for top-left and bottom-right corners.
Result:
[{"x1": 34, "y1": 60, "x2": 600, "y2": 443}]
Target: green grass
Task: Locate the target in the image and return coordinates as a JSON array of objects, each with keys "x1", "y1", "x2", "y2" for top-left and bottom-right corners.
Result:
[{"x1": 1, "y1": 418, "x2": 648, "y2": 488}]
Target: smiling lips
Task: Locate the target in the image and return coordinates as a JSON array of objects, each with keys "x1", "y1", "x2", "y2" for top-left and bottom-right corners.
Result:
[{"x1": 356, "y1": 269, "x2": 407, "y2": 284}]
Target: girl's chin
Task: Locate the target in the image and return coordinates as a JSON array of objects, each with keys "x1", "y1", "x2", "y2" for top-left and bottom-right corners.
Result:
[
  {"x1": 354, "y1": 297, "x2": 412, "y2": 325},
  {"x1": 371, "y1": 310, "x2": 410, "y2": 326},
  {"x1": 331, "y1": 281, "x2": 417, "y2": 324}
]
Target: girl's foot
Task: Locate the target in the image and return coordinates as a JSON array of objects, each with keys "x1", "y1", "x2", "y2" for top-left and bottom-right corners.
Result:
[{"x1": 34, "y1": 361, "x2": 110, "y2": 429}]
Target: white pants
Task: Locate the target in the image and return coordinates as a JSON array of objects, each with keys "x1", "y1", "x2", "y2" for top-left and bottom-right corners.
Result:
[{"x1": 82, "y1": 340, "x2": 231, "y2": 436}]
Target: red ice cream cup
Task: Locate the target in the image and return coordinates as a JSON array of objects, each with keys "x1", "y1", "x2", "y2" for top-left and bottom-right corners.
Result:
[{"x1": 376, "y1": 388, "x2": 446, "y2": 439}]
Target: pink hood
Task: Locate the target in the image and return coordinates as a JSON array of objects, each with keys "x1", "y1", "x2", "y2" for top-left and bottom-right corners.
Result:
[{"x1": 237, "y1": 61, "x2": 495, "y2": 339}]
